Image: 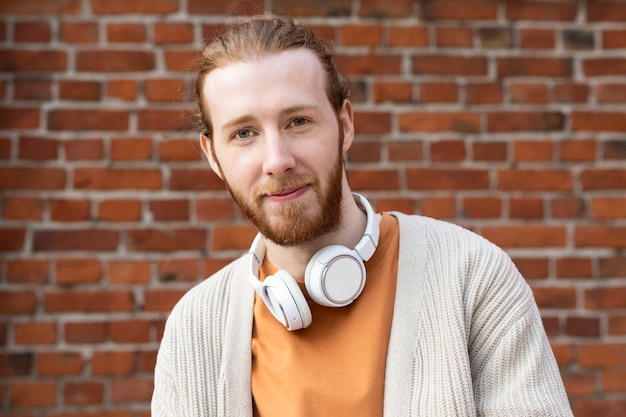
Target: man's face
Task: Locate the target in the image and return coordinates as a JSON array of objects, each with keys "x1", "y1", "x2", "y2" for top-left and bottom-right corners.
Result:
[{"x1": 199, "y1": 48, "x2": 355, "y2": 246}]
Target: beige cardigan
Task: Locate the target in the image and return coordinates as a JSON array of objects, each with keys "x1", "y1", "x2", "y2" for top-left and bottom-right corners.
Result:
[{"x1": 152, "y1": 213, "x2": 573, "y2": 416}]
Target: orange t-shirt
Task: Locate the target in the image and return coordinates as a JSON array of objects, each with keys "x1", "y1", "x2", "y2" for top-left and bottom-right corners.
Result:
[{"x1": 251, "y1": 213, "x2": 399, "y2": 417}]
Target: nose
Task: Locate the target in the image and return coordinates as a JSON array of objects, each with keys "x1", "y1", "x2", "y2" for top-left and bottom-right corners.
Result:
[{"x1": 262, "y1": 129, "x2": 296, "y2": 176}]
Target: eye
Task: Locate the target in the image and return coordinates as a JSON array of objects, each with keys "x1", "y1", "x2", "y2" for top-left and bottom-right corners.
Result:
[
  {"x1": 234, "y1": 129, "x2": 253, "y2": 139},
  {"x1": 289, "y1": 118, "x2": 307, "y2": 128}
]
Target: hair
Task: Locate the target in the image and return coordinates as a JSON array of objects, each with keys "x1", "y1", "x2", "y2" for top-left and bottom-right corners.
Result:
[{"x1": 194, "y1": 15, "x2": 351, "y2": 137}]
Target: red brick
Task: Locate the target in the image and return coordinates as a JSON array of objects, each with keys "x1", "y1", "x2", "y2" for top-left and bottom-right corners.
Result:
[
  {"x1": 14, "y1": 322, "x2": 56, "y2": 345},
  {"x1": 510, "y1": 83, "x2": 549, "y2": 104},
  {"x1": 92, "y1": 0, "x2": 179, "y2": 14},
  {"x1": 574, "y1": 111, "x2": 626, "y2": 132},
  {"x1": 585, "y1": 287, "x2": 626, "y2": 309},
  {"x1": 511, "y1": 257, "x2": 549, "y2": 280},
  {"x1": 603, "y1": 29, "x2": 626, "y2": 48},
  {"x1": 126, "y1": 228, "x2": 206, "y2": 252},
  {"x1": 340, "y1": 24, "x2": 382, "y2": 46},
  {"x1": 576, "y1": 226, "x2": 626, "y2": 248},
  {"x1": 149, "y1": 199, "x2": 189, "y2": 221},
  {"x1": 196, "y1": 198, "x2": 235, "y2": 221},
  {"x1": 487, "y1": 111, "x2": 564, "y2": 132},
  {"x1": 64, "y1": 138, "x2": 104, "y2": 160},
  {"x1": 387, "y1": 26, "x2": 428, "y2": 47},
  {"x1": 110, "y1": 137, "x2": 152, "y2": 161},
  {"x1": 573, "y1": 399, "x2": 626, "y2": 417},
  {"x1": 554, "y1": 82, "x2": 589, "y2": 103},
  {"x1": 14, "y1": 21, "x2": 51, "y2": 42},
  {"x1": 3, "y1": 196, "x2": 45, "y2": 220},
  {"x1": 0, "y1": 0, "x2": 81, "y2": 14},
  {"x1": 46, "y1": 291, "x2": 134, "y2": 313},
  {"x1": 480, "y1": 27, "x2": 513, "y2": 49},
  {"x1": 597, "y1": 83, "x2": 626, "y2": 104},
  {"x1": 59, "y1": 21, "x2": 99, "y2": 43},
  {"x1": 48, "y1": 109, "x2": 129, "y2": 131},
  {"x1": 551, "y1": 198, "x2": 587, "y2": 219},
  {"x1": 107, "y1": 79, "x2": 137, "y2": 101},
  {"x1": 74, "y1": 168, "x2": 161, "y2": 190},
  {"x1": 154, "y1": 22, "x2": 193, "y2": 44},
  {"x1": 0, "y1": 49, "x2": 67, "y2": 71},
  {"x1": 188, "y1": 0, "x2": 263, "y2": 14},
  {"x1": 107, "y1": 22, "x2": 146, "y2": 43},
  {"x1": 360, "y1": 0, "x2": 412, "y2": 17},
  {"x1": 348, "y1": 169, "x2": 400, "y2": 191},
  {"x1": 211, "y1": 225, "x2": 257, "y2": 251},
  {"x1": 566, "y1": 316, "x2": 600, "y2": 337},
  {"x1": 562, "y1": 372, "x2": 596, "y2": 397},
  {"x1": 111, "y1": 378, "x2": 153, "y2": 402},
  {"x1": 462, "y1": 197, "x2": 502, "y2": 219},
  {"x1": 388, "y1": 141, "x2": 423, "y2": 162},
  {"x1": 588, "y1": 2, "x2": 626, "y2": 22},
  {"x1": 0, "y1": 228, "x2": 26, "y2": 251},
  {"x1": 482, "y1": 226, "x2": 566, "y2": 248},
  {"x1": 6, "y1": 259, "x2": 49, "y2": 284},
  {"x1": 412, "y1": 55, "x2": 487, "y2": 76},
  {"x1": 335, "y1": 54, "x2": 402, "y2": 75},
  {"x1": 76, "y1": 50, "x2": 155, "y2": 72},
  {"x1": 139, "y1": 349, "x2": 158, "y2": 372},
  {"x1": 110, "y1": 320, "x2": 150, "y2": 343},
  {"x1": 398, "y1": 111, "x2": 479, "y2": 133},
  {"x1": 353, "y1": 112, "x2": 391, "y2": 134},
  {"x1": 348, "y1": 141, "x2": 381, "y2": 163},
  {"x1": 608, "y1": 313, "x2": 626, "y2": 335},
  {"x1": 65, "y1": 381, "x2": 104, "y2": 405},
  {"x1": 18, "y1": 136, "x2": 57, "y2": 160},
  {"x1": 164, "y1": 49, "x2": 198, "y2": 71},
  {"x1": 556, "y1": 257, "x2": 593, "y2": 279},
  {"x1": 419, "y1": 197, "x2": 456, "y2": 219},
  {"x1": 407, "y1": 168, "x2": 489, "y2": 190},
  {"x1": 513, "y1": 140, "x2": 553, "y2": 161},
  {"x1": 506, "y1": 1, "x2": 577, "y2": 21},
  {"x1": 59, "y1": 80, "x2": 100, "y2": 100},
  {"x1": 158, "y1": 258, "x2": 200, "y2": 282},
  {"x1": 509, "y1": 197, "x2": 543, "y2": 219},
  {"x1": 97, "y1": 199, "x2": 142, "y2": 222},
  {"x1": 497, "y1": 169, "x2": 573, "y2": 191},
  {"x1": 531, "y1": 287, "x2": 577, "y2": 309},
  {"x1": 466, "y1": 82, "x2": 503, "y2": 104},
  {"x1": 559, "y1": 139, "x2": 596, "y2": 162},
  {"x1": 435, "y1": 26, "x2": 473, "y2": 47},
  {"x1": 92, "y1": 350, "x2": 135, "y2": 375},
  {"x1": 592, "y1": 197, "x2": 626, "y2": 219},
  {"x1": 270, "y1": 0, "x2": 349, "y2": 16},
  {"x1": 372, "y1": 81, "x2": 413, "y2": 103},
  {"x1": 420, "y1": 82, "x2": 458, "y2": 103},
  {"x1": 137, "y1": 109, "x2": 194, "y2": 131},
  {"x1": 583, "y1": 58, "x2": 626, "y2": 76},
  {"x1": 169, "y1": 168, "x2": 224, "y2": 191},
  {"x1": 158, "y1": 138, "x2": 203, "y2": 161},
  {"x1": 33, "y1": 229, "x2": 118, "y2": 251},
  {"x1": 520, "y1": 28, "x2": 556, "y2": 49},
  {"x1": 36, "y1": 351, "x2": 83, "y2": 376},
  {"x1": 64, "y1": 322, "x2": 107, "y2": 343},
  {"x1": 0, "y1": 107, "x2": 39, "y2": 129},
  {"x1": 599, "y1": 257, "x2": 626, "y2": 279},
  {"x1": 107, "y1": 260, "x2": 151, "y2": 284},
  {"x1": 50, "y1": 199, "x2": 90, "y2": 222},
  {"x1": 0, "y1": 290, "x2": 37, "y2": 314},
  {"x1": 472, "y1": 142, "x2": 507, "y2": 161},
  {"x1": 420, "y1": 1, "x2": 498, "y2": 20},
  {"x1": 56, "y1": 258, "x2": 101, "y2": 284},
  {"x1": 10, "y1": 381, "x2": 56, "y2": 408},
  {"x1": 14, "y1": 78, "x2": 52, "y2": 100},
  {"x1": 551, "y1": 344, "x2": 573, "y2": 366},
  {"x1": 0, "y1": 352, "x2": 32, "y2": 377},
  {"x1": 581, "y1": 169, "x2": 626, "y2": 190},
  {"x1": 144, "y1": 78, "x2": 185, "y2": 102},
  {"x1": 430, "y1": 140, "x2": 465, "y2": 162},
  {"x1": 144, "y1": 289, "x2": 188, "y2": 312},
  {"x1": 578, "y1": 343, "x2": 626, "y2": 367},
  {"x1": 603, "y1": 370, "x2": 626, "y2": 392},
  {"x1": 497, "y1": 57, "x2": 571, "y2": 77}
]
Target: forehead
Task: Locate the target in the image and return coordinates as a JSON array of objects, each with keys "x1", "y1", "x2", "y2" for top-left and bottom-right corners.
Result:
[{"x1": 201, "y1": 48, "x2": 331, "y2": 130}]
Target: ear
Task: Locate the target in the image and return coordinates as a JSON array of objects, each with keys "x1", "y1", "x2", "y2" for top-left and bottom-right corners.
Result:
[
  {"x1": 199, "y1": 132, "x2": 224, "y2": 180},
  {"x1": 338, "y1": 100, "x2": 355, "y2": 153}
]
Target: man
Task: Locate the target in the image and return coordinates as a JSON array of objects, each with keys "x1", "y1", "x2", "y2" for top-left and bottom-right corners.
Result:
[{"x1": 152, "y1": 15, "x2": 573, "y2": 416}]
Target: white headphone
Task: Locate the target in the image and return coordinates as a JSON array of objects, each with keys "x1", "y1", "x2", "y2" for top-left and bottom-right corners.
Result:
[{"x1": 248, "y1": 193, "x2": 380, "y2": 331}]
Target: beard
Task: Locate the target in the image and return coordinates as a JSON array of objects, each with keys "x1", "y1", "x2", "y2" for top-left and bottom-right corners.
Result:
[{"x1": 223, "y1": 149, "x2": 344, "y2": 247}]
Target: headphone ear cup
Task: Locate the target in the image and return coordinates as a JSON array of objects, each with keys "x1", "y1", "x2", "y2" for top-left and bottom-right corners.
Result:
[
  {"x1": 305, "y1": 245, "x2": 366, "y2": 308},
  {"x1": 262, "y1": 270, "x2": 312, "y2": 331}
]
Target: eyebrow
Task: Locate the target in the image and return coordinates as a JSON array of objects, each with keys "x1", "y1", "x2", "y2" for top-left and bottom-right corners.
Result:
[{"x1": 219, "y1": 103, "x2": 320, "y2": 132}]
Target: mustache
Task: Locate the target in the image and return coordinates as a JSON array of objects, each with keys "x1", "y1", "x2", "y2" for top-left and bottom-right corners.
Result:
[{"x1": 253, "y1": 173, "x2": 317, "y2": 200}]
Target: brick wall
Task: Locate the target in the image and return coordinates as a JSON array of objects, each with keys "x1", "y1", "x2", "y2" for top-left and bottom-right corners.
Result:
[{"x1": 1, "y1": 0, "x2": 625, "y2": 415}]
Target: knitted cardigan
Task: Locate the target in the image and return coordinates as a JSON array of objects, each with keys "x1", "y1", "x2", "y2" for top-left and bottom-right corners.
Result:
[{"x1": 152, "y1": 213, "x2": 573, "y2": 416}]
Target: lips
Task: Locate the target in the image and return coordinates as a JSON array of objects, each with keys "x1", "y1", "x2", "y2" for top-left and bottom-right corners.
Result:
[{"x1": 265, "y1": 184, "x2": 310, "y2": 202}]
